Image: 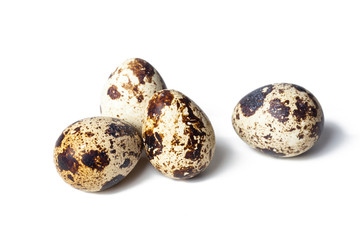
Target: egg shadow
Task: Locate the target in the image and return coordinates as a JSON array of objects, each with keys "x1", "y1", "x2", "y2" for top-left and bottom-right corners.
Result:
[
  {"x1": 188, "y1": 137, "x2": 237, "y2": 182},
  {"x1": 292, "y1": 120, "x2": 345, "y2": 160},
  {"x1": 96, "y1": 151, "x2": 153, "y2": 194}
]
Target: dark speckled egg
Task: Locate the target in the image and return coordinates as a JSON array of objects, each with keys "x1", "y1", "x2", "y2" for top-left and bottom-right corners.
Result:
[
  {"x1": 142, "y1": 89, "x2": 216, "y2": 179},
  {"x1": 53, "y1": 117, "x2": 142, "y2": 192},
  {"x1": 232, "y1": 83, "x2": 324, "y2": 157}
]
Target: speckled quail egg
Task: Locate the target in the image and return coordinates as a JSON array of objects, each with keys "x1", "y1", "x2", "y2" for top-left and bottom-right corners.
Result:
[
  {"x1": 142, "y1": 89, "x2": 216, "y2": 179},
  {"x1": 53, "y1": 117, "x2": 142, "y2": 192},
  {"x1": 100, "y1": 58, "x2": 167, "y2": 134},
  {"x1": 232, "y1": 83, "x2": 324, "y2": 157}
]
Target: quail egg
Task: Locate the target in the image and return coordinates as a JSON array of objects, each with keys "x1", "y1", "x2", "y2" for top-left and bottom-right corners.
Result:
[
  {"x1": 53, "y1": 117, "x2": 142, "y2": 192},
  {"x1": 143, "y1": 89, "x2": 216, "y2": 179},
  {"x1": 232, "y1": 83, "x2": 324, "y2": 157},
  {"x1": 100, "y1": 58, "x2": 167, "y2": 134}
]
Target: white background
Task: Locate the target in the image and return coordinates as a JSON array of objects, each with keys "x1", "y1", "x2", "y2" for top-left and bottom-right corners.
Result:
[{"x1": 1, "y1": 0, "x2": 359, "y2": 239}]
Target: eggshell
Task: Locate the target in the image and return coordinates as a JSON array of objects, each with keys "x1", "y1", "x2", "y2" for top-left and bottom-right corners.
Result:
[
  {"x1": 53, "y1": 117, "x2": 142, "y2": 192},
  {"x1": 142, "y1": 89, "x2": 216, "y2": 179},
  {"x1": 100, "y1": 58, "x2": 167, "y2": 134},
  {"x1": 232, "y1": 83, "x2": 324, "y2": 157}
]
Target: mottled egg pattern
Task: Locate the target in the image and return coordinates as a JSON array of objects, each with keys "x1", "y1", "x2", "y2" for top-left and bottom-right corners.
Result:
[
  {"x1": 100, "y1": 58, "x2": 167, "y2": 134},
  {"x1": 54, "y1": 117, "x2": 142, "y2": 192},
  {"x1": 143, "y1": 90, "x2": 216, "y2": 179},
  {"x1": 232, "y1": 83, "x2": 324, "y2": 157}
]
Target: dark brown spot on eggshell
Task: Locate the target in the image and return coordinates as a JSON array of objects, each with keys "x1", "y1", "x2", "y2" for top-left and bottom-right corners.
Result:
[
  {"x1": 67, "y1": 174, "x2": 74, "y2": 182},
  {"x1": 144, "y1": 130, "x2": 163, "y2": 160},
  {"x1": 74, "y1": 126, "x2": 81, "y2": 134},
  {"x1": 185, "y1": 143, "x2": 203, "y2": 161},
  {"x1": 57, "y1": 146, "x2": 79, "y2": 174},
  {"x1": 85, "y1": 132, "x2": 94, "y2": 137},
  {"x1": 127, "y1": 58, "x2": 155, "y2": 84},
  {"x1": 121, "y1": 77, "x2": 135, "y2": 91},
  {"x1": 268, "y1": 98, "x2": 290, "y2": 123},
  {"x1": 293, "y1": 97, "x2": 317, "y2": 121},
  {"x1": 263, "y1": 134, "x2": 272, "y2": 140},
  {"x1": 81, "y1": 150, "x2": 110, "y2": 171},
  {"x1": 121, "y1": 76, "x2": 146, "y2": 103},
  {"x1": 240, "y1": 84, "x2": 274, "y2": 117},
  {"x1": 147, "y1": 90, "x2": 174, "y2": 121},
  {"x1": 293, "y1": 84, "x2": 320, "y2": 110},
  {"x1": 106, "y1": 123, "x2": 135, "y2": 138},
  {"x1": 107, "y1": 85, "x2": 121, "y2": 100},
  {"x1": 120, "y1": 158, "x2": 131, "y2": 168},
  {"x1": 173, "y1": 166, "x2": 196, "y2": 179},
  {"x1": 297, "y1": 133, "x2": 304, "y2": 139},
  {"x1": 137, "y1": 94, "x2": 144, "y2": 103}
]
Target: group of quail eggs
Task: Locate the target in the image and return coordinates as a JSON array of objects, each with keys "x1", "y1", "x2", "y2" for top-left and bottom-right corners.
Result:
[{"x1": 54, "y1": 58, "x2": 324, "y2": 192}]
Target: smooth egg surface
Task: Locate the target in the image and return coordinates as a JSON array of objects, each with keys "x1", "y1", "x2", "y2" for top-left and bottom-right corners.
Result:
[
  {"x1": 232, "y1": 83, "x2": 324, "y2": 157},
  {"x1": 54, "y1": 117, "x2": 142, "y2": 192},
  {"x1": 100, "y1": 58, "x2": 167, "y2": 134},
  {"x1": 143, "y1": 89, "x2": 216, "y2": 179}
]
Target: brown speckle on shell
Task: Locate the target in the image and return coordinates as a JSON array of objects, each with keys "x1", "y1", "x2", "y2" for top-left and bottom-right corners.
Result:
[
  {"x1": 268, "y1": 98, "x2": 290, "y2": 123},
  {"x1": 144, "y1": 130, "x2": 163, "y2": 160},
  {"x1": 147, "y1": 90, "x2": 174, "y2": 121},
  {"x1": 81, "y1": 150, "x2": 109, "y2": 172},
  {"x1": 120, "y1": 158, "x2": 131, "y2": 168},
  {"x1": 240, "y1": 84, "x2": 274, "y2": 117},
  {"x1": 127, "y1": 58, "x2": 155, "y2": 84},
  {"x1": 105, "y1": 122, "x2": 136, "y2": 138},
  {"x1": 121, "y1": 76, "x2": 144, "y2": 103},
  {"x1": 263, "y1": 134, "x2": 272, "y2": 140},
  {"x1": 107, "y1": 85, "x2": 121, "y2": 100},
  {"x1": 293, "y1": 96, "x2": 317, "y2": 121},
  {"x1": 85, "y1": 132, "x2": 95, "y2": 137},
  {"x1": 57, "y1": 146, "x2": 79, "y2": 174},
  {"x1": 67, "y1": 174, "x2": 74, "y2": 182},
  {"x1": 173, "y1": 166, "x2": 196, "y2": 179}
]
